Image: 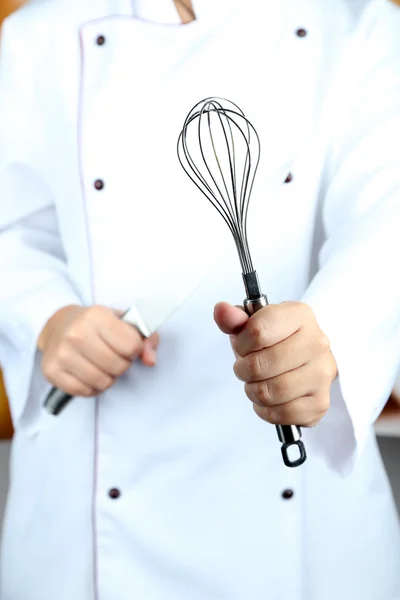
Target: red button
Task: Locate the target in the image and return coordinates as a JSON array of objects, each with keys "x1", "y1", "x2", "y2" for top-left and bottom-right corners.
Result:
[
  {"x1": 96, "y1": 35, "x2": 106, "y2": 46},
  {"x1": 108, "y1": 488, "x2": 121, "y2": 499},
  {"x1": 296, "y1": 28, "x2": 307, "y2": 38}
]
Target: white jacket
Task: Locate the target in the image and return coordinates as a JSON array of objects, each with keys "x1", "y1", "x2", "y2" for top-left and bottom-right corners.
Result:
[{"x1": 1, "y1": 1, "x2": 400, "y2": 599}]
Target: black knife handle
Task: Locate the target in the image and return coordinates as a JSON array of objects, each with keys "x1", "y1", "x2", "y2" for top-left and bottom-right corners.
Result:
[{"x1": 44, "y1": 388, "x2": 73, "y2": 416}]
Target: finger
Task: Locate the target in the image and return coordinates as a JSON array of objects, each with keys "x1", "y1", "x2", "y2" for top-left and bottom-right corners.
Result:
[
  {"x1": 253, "y1": 392, "x2": 330, "y2": 427},
  {"x1": 232, "y1": 301, "x2": 313, "y2": 357},
  {"x1": 140, "y1": 333, "x2": 160, "y2": 366},
  {"x1": 234, "y1": 328, "x2": 319, "y2": 382},
  {"x1": 214, "y1": 302, "x2": 248, "y2": 335},
  {"x1": 60, "y1": 351, "x2": 115, "y2": 392},
  {"x1": 72, "y1": 336, "x2": 132, "y2": 377},
  {"x1": 98, "y1": 316, "x2": 145, "y2": 360},
  {"x1": 244, "y1": 361, "x2": 319, "y2": 407},
  {"x1": 45, "y1": 371, "x2": 96, "y2": 398},
  {"x1": 229, "y1": 336, "x2": 241, "y2": 359}
]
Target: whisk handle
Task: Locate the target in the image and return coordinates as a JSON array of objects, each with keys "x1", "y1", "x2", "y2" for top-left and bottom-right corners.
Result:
[{"x1": 243, "y1": 294, "x2": 307, "y2": 468}]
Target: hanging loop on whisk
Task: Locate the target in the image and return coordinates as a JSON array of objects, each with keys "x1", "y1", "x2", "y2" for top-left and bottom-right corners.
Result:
[
  {"x1": 281, "y1": 441, "x2": 307, "y2": 468},
  {"x1": 277, "y1": 424, "x2": 307, "y2": 468}
]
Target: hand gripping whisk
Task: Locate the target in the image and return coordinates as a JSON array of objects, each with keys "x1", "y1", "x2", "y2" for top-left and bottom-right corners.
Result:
[{"x1": 177, "y1": 97, "x2": 307, "y2": 468}]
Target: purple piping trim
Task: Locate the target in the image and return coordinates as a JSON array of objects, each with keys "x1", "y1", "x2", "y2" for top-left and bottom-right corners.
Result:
[
  {"x1": 77, "y1": 10, "x2": 189, "y2": 598},
  {"x1": 78, "y1": 13, "x2": 189, "y2": 31},
  {"x1": 77, "y1": 27, "x2": 100, "y2": 600}
]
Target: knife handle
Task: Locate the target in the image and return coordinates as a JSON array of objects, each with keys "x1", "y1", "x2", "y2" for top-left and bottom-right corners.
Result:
[
  {"x1": 243, "y1": 295, "x2": 307, "y2": 468},
  {"x1": 43, "y1": 307, "x2": 148, "y2": 416},
  {"x1": 43, "y1": 388, "x2": 73, "y2": 416}
]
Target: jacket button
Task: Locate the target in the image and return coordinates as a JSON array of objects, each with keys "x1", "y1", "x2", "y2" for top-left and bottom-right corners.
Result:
[
  {"x1": 96, "y1": 35, "x2": 106, "y2": 46},
  {"x1": 94, "y1": 179, "x2": 104, "y2": 191},
  {"x1": 284, "y1": 172, "x2": 293, "y2": 183},
  {"x1": 296, "y1": 28, "x2": 307, "y2": 38},
  {"x1": 108, "y1": 488, "x2": 121, "y2": 499},
  {"x1": 282, "y1": 489, "x2": 294, "y2": 500}
]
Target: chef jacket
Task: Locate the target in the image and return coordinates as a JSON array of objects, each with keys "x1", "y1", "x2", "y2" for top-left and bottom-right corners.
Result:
[{"x1": 0, "y1": 1, "x2": 400, "y2": 599}]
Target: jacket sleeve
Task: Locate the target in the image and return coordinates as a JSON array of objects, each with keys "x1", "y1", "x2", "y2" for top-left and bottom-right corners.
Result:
[
  {"x1": 0, "y1": 15, "x2": 82, "y2": 435},
  {"x1": 301, "y1": 1, "x2": 400, "y2": 476}
]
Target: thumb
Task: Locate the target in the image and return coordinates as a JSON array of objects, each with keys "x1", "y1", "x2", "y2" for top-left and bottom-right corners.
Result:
[
  {"x1": 214, "y1": 302, "x2": 248, "y2": 335},
  {"x1": 140, "y1": 333, "x2": 160, "y2": 367}
]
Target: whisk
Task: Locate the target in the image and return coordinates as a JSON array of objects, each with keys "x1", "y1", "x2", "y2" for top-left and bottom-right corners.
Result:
[{"x1": 177, "y1": 97, "x2": 307, "y2": 468}]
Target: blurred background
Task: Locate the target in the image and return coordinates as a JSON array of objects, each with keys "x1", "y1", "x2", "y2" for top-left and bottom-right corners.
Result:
[{"x1": 0, "y1": 0, "x2": 400, "y2": 535}]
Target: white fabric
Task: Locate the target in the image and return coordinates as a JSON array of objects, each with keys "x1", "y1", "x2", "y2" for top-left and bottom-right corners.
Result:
[
  {"x1": 0, "y1": 0, "x2": 400, "y2": 599},
  {"x1": 134, "y1": 0, "x2": 181, "y2": 23}
]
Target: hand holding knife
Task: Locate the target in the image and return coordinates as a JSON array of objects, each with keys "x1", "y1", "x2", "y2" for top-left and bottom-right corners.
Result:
[{"x1": 42, "y1": 301, "x2": 172, "y2": 416}]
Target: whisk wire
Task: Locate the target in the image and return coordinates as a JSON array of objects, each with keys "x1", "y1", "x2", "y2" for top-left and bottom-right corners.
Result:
[
  {"x1": 180, "y1": 120, "x2": 239, "y2": 242},
  {"x1": 177, "y1": 97, "x2": 261, "y2": 275},
  {"x1": 205, "y1": 105, "x2": 236, "y2": 223},
  {"x1": 198, "y1": 106, "x2": 238, "y2": 233},
  {"x1": 202, "y1": 103, "x2": 244, "y2": 256}
]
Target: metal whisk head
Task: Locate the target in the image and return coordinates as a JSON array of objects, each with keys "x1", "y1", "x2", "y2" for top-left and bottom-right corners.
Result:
[{"x1": 177, "y1": 96, "x2": 261, "y2": 281}]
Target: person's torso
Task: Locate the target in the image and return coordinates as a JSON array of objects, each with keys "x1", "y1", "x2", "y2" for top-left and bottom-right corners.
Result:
[{"x1": 2, "y1": 2, "x2": 400, "y2": 599}]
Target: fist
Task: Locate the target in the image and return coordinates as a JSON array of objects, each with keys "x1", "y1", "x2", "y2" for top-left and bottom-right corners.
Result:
[
  {"x1": 38, "y1": 304, "x2": 159, "y2": 397},
  {"x1": 214, "y1": 301, "x2": 337, "y2": 427}
]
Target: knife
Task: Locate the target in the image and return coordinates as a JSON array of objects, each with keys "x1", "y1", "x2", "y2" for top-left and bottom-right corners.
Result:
[{"x1": 43, "y1": 294, "x2": 190, "y2": 416}]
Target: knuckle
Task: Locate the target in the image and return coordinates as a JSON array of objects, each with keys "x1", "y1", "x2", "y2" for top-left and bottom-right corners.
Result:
[
  {"x1": 300, "y1": 302, "x2": 314, "y2": 319},
  {"x1": 329, "y1": 356, "x2": 338, "y2": 379},
  {"x1": 253, "y1": 403, "x2": 268, "y2": 422},
  {"x1": 55, "y1": 344, "x2": 70, "y2": 365},
  {"x1": 290, "y1": 300, "x2": 302, "y2": 311},
  {"x1": 318, "y1": 333, "x2": 331, "y2": 352},
  {"x1": 42, "y1": 359, "x2": 57, "y2": 381},
  {"x1": 254, "y1": 381, "x2": 270, "y2": 406},
  {"x1": 87, "y1": 305, "x2": 104, "y2": 320},
  {"x1": 265, "y1": 406, "x2": 282, "y2": 425},
  {"x1": 68, "y1": 383, "x2": 83, "y2": 396},
  {"x1": 247, "y1": 352, "x2": 263, "y2": 380},
  {"x1": 233, "y1": 360, "x2": 242, "y2": 380},
  {"x1": 278, "y1": 399, "x2": 301, "y2": 425},
  {"x1": 96, "y1": 374, "x2": 114, "y2": 391},
  {"x1": 305, "y1": 416, "x2": 323, "y2": 428},
  {"x1": 125, "y1": 340, "x2": 141, "y2": 358},
  {"x1": 109, "y1": 360, "x2": 129, "y2": 377},
  {"x1": 71, "y1": 384, "x2": 94, "y2": 398},
  {"x1": 270, "y1": 375, "x2": 287, "y2": 402},
  {"x1": 318, "y1": 394, "x2": 331, "y2": 414},
  {"x1": 66, "y1": 326, "x2": 85, "y2": 346},
  {"x1": 247, "y1": 318, "x2": 265, "y2": 347},
  {"x1": 320, "y1": 356, "x2": 335, "y2": 381},
  {"x1": 122, "y1": 329, "x2": 142, "y2": 357}
]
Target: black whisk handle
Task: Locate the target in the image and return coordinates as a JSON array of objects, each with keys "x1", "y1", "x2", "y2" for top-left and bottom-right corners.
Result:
[{"x1": 243, "y1": 293, "x2": 307, "y2": 468}]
